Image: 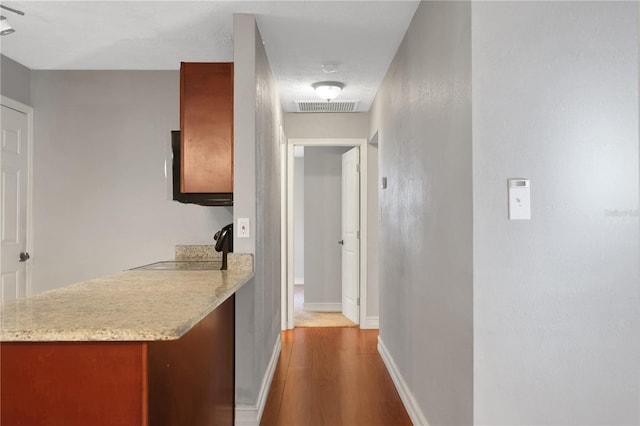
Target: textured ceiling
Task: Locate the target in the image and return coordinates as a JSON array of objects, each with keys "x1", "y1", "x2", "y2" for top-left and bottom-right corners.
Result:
[{"x1": 0, "y1": 1, "x2": 419, "y2": 112}]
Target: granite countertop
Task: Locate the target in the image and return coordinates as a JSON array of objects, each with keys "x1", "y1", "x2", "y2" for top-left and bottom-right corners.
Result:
[{"x1": 0, "y1": 253, "x2": 253, "y2": 343}]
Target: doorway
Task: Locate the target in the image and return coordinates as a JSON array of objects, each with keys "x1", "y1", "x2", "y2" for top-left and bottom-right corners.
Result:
[
  {"x1": 0, "y1": 96, "x2": 34, "y2": 302},
  {"x1": 284, "y1": 138, "x2": 369, "y2": 330},
  {"x1": 293, "y1": 145, "x2": 358, "y2": 327}
]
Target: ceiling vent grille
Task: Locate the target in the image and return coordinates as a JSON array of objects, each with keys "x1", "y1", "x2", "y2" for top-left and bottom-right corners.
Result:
[{"x1": 296, "y1": 100, "x2": 359, "y2": 113}]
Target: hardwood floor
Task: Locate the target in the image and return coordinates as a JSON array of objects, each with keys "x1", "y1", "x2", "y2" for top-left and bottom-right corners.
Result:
[{"x1": 260, "y1": 328, "x2": 412, "y2": 426}]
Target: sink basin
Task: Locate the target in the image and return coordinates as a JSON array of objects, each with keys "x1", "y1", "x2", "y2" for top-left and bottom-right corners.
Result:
[{"x1": 131, "y1": 261, "x2": 222, "y2": 271}]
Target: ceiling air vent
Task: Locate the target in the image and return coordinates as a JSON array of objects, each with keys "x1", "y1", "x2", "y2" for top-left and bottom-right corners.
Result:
[{"x1": 296, "y1": 100, "x2": 359, "y2": 113}]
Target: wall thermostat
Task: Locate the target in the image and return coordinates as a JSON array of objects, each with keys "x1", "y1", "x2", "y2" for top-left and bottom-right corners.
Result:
[{"x1": 508, "y1": 179, "x2": 531, "y2": 220}]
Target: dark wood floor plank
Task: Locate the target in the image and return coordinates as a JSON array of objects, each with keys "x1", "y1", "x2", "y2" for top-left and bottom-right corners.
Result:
[
  {"x1": 272, "y1": 331, "x2": 294, "y2": 383},
  {"x1": 260, "y1": 379, "x2": 285, "y2": 426},
  {"x1": 287, "y1": 330, "x2": 314, "y2": 369},
  {"x1": 260, "y1": 328, "x2": 412, "y2": 426},
  {"x1": 276, "y1": 367, "x2": 314, "y2": 426}
]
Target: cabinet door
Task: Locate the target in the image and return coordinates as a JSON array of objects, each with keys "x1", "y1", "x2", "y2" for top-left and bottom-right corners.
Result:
[
  {"x1": 148, "y1": 295, "x2": 235, "y2": 426},
  {"x1": 1, "y1": 342, "x2": 148, "y2": 426},
  {"x1": 180, "y1": 63, "x2": 233, "y2": 193}
]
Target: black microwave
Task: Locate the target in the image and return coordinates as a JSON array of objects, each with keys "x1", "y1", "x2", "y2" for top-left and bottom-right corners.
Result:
[{"x1": 171, "y1": 130, "x2": 233, "y2": 206}]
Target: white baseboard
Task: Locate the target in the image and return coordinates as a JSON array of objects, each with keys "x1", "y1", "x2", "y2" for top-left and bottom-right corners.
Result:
[
  {"x1": 360, "y1": 316, "x2": 379, "y2": 329},
  {"x1": 294, "y1": 280, "x2": 304, "y2": 285},
  {"x1": 378, "y1": 336, "x2": 430, "y2": 426},
  {"x1": 303, "y1": 302, "x2": 341, "y2": 312},
  {"x1": 235, "y1": 334, "x2": 282, "y2": 426}
]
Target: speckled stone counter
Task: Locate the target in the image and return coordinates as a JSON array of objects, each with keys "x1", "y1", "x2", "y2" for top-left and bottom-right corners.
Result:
[{"x1": 0, "y1": 253, "x2": 253, "y2": 342}]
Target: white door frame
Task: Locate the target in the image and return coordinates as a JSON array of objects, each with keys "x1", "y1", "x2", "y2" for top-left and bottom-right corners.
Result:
[
  {"x1": 283, "y1": 138, "x2": 368, "y2": 330},
  {"x1": 1, "y1": 96, "x2": 34, "y2": 297},
  {"x1": 279, "y1": 126, "x2": 288, "y2": 329}
]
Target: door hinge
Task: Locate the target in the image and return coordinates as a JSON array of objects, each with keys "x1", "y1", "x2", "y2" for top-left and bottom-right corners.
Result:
[
  {"x1": 356, "y1": 163, "x2": 360, "y2": 173},
  {"x1": 357, "y1": 297, "x2": 360, "y2": 306},
  {"x1": 356, "y1": 230, "x2": 360, "y2": 239}
]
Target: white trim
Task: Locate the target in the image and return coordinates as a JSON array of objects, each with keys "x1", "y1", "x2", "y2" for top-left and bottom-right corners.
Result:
[
  {"x1": 294, "y1": 280, "x2": 304, "y2": 286},
  {"x1": 303, "y1": 302, "x2": 341, "y2": 312},
  {"x1": 378, "y1": 336, "x2": 430, "y2": 426},
  {"x1": 280, "y1": 127, "x2": 288, "y2": 331},
  {"x1": 1, "y1": 96, "x2": 34, "y2": 297},
  {"x1": 235, "y1": 334, "x2": 282, "y2": 426},
  {"x1": 286, "y1": 143, "x2": 295, "y2": 329},
  {"x1": 286, "y1": 138, "x2": 369, "y2": 329},
  {"x1": 234, "y1": 404, "x2": 258, "y2": 426},
  {"x1": 360, "y1": 316, "x2": 379, "y2": 330},
  {"x1": 289, "y1": 138, "x2": 365, "y2": 147}
]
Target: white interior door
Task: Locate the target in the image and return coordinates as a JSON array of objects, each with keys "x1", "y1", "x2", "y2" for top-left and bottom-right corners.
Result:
[
  {"x1": 341, "y1": 147, "x2": 360, "y2": 324},
  {"x1": 1, "y1": 103, "x2": 30, "y2": 302}
]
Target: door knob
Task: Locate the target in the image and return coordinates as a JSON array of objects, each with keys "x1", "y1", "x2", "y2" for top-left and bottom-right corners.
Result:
[
  {"x1": 19, "y1": 252, "x2": 30, "y2": 262},
  {"x1": 338, "y1": 240, "x2": 344, "y2": 245}
]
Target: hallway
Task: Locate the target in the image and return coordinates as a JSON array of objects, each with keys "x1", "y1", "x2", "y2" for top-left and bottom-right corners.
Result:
[{"x1": 260, "y1": 328, "x2": 411, "y2": 426}]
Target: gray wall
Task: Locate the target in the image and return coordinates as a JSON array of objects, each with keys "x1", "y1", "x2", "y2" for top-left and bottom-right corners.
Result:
[
  {"x1": 233, "y1": 12, "x2": 257, "y2": 405},
  {"x1": 30, "y1": 70, "x2": 232, "y2": 294},
  {"x1": 233, "y1": 14, "x2": 282, "y2": 408},
  {"x1": 303, "y1": 146, "x2": 349, "y2": 307},
  {"x1": 1, "y1": 55, "x2": 31, "y2": 105},
  {"x1": 285, "y1": 112, "x2": 370, "y2": 139},
  {"x1": 369, "y1": 2, "x2": 473, "y2": 425},
  {"x1": 253, "y1": 13, "x2": 282, "y2": 410},
  {"x1": 372, "y1": 1, "x2": 640, "y2": 425},
  {"x1": 472, "y1": 2, "x2": 640, "y2": 424}
]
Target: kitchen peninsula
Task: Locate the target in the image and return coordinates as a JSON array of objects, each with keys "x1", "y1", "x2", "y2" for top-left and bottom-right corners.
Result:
[{"x1": 0, "y1": 252, "x2": 253, "y2": 426}]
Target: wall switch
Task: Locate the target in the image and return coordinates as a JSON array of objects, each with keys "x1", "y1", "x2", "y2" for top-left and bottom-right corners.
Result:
[
  {"x1": 237, "y1": 218, "x2": 250, "y2": 238},
  {"x1": 508, "y1": 179, "x2": 531, "y2": 220}
]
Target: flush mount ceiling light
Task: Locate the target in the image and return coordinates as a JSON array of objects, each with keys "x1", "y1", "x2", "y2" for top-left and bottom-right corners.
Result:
[
  {"x1": 312, "y1": 81, "x2": 345, "y2": 102},
  {"x1": 0, "y1": 4, "x2": 24, "y2": 36},
  {"x1": 0, "y1": 16, "x2": 14, "y2": 36}
]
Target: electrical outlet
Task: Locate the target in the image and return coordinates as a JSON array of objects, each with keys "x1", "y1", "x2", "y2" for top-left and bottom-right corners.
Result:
[{"x1": 238, "y1": 218, "x2": 250, "y2": 238}]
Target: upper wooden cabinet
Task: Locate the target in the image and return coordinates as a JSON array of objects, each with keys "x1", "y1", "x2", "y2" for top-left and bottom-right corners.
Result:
[{"x1": 180, "y1": 62, "x2": 234, "y2": 196}]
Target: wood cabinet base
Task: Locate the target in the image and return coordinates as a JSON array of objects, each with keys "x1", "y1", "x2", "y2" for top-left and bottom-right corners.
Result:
[{"x1": 1, "y1": 295, "x2": 235, "y2": 426}]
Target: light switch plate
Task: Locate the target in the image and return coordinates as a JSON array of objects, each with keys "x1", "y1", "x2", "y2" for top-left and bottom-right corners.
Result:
[
  {"x1": 237, "y1": 218, "x2": 250, "y2": 238},
  {"x1": 508, "y1": 179, "x2": 531, "y2": 220}
]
